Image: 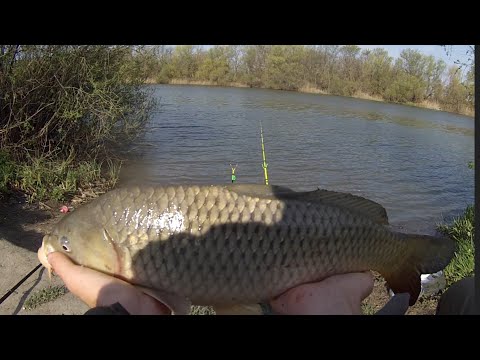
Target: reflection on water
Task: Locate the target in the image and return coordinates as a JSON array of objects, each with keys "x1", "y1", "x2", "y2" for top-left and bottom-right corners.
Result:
[{"x1": 119, "y1": 85, "x2": 474, "y2": 234}]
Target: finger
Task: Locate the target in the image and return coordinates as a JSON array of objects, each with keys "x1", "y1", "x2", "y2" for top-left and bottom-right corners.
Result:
[
  {"x1": 47, "y1": 252, "x2": 120, "y2": 308},
  {"x1": 47, "y1": 252, "x2": 171, "y2": 315},
  {"x1": 47, "y1": 252, "x2": 77, "y2": 276},
  {"x1": 270, "y1": 272, "x2": 374, "y2": 315}
]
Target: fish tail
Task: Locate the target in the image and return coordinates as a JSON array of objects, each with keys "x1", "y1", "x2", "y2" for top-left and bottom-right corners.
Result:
[{"x1": 383, "y1": 233, "x2": 456, "y2": 306}]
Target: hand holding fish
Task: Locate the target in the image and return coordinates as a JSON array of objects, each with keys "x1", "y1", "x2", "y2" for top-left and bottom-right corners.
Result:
[
  {"x1": 270, "y1": 271, "x2": 374, "y2": 315},
  {"x1": 38, "y1": 184, "x2": 455, "y2": 315},
  {"x1": 38, "y1": 249, "x2": 171, "y2": 315},
  {"x1": 38, "y1": 247, "x2": 375, "y2": 315}
]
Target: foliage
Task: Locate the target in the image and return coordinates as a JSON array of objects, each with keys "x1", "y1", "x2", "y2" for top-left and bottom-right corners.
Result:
[
  {"x1": 437, "y1": 205, "x2": 475, "y2": 287},
  {"x1": 0, "y1": 45, "x2": 152, "y2": 200},
  {"x1": 0, "y1": 45, "x2": 155, "y2": 163},
  {"x1": 148, "y1": 45, "x2": 474, "y2": 115}
]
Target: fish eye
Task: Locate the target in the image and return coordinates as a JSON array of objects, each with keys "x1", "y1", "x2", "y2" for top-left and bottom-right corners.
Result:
[{"x1": 60, "y1": 236, "x2": 71, "y2": 252}]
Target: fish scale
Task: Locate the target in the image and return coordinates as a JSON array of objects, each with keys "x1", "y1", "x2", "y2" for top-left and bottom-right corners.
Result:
[{"x1": 42, "y1": 183, "x2": 456, "y2": 310}]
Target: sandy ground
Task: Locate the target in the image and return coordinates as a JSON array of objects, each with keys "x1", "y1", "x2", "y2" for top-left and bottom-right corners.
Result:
[
  {"x1": 0, "y1": 192, "x2": 88, "y2": 315},
  {"x1": 0, "y1": 191, "x2": 440, "y2": 315}
]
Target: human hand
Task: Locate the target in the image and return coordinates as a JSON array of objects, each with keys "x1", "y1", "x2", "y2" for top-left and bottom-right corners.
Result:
[
  {"x1": 37, "y1": 246, "x2": 170, "y2": 315},
  {"x1": 38, "y1": 245, "x2": 409, "y2": 316},
  {"x1": 269, "y1": 272, "x2": 375, "y2": 315}
]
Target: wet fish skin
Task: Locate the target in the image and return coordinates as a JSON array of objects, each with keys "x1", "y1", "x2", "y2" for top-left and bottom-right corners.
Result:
[{"x1": 42, "y1": 184, "x2": 455, "y2": 311}]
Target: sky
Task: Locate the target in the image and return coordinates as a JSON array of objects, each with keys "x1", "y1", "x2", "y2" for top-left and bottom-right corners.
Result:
[
  {"x1": 357, "y1": 45, "x2": 473, "y2": 67},
  {"x1": 200, "y1": 45, "x2": 473, "y2": 67}
]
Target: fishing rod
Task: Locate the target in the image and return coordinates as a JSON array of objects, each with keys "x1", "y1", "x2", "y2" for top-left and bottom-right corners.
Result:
[
  {"x1": 260, "y1": 121, "x2": 269, "y2": 185},
  {"x1": 0, "y1": 263, "x2": 42, "y2": 305}
]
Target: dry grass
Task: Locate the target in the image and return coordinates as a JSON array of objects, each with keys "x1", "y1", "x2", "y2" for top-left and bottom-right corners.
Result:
[
  {"x1": 407, "y1": 100, "x2": 474, "y2": 117},
  {"x1": 353, "y1": 91, "x2": 384, "y2": 102},
  {"x1": 144, "y1": 77, "x2": 158, "y2": 84},
  {"x1": 298, "y1": 85, "x2": 328, "y2": 94},
  {"x1": 418, "y1": 99, "x2": 442, "y2": 111},
  {"x1": 456, "y1": 105, "x2": 474, "y2": 117},
  {"x1": 169, "y1": 79, "x2": 249, "y2": 88}
]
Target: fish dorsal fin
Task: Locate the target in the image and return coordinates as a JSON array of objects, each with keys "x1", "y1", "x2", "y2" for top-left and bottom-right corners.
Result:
[
  {"x1": 225, "y1": 184, "x2": 388, "y2": 225},
  {"x1": 225, "y1": 184, "x2": 296, "y2": 198},
  {"x1": 292, "y1": 189, "x2": 389, "y2": 225}
]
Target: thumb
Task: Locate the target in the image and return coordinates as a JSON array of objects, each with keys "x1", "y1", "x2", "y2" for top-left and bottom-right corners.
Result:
[
  {"x1": 46, "y1": 252, "x2": 81, "y2": 286},
  {"x1": 47, "y1": 251, "x2": 75, "y2": 272}
]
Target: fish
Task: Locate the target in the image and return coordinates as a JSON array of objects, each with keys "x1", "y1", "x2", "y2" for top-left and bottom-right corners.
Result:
[{"x1": 41, "y1": 183, "x2": 455, "y2": 314}]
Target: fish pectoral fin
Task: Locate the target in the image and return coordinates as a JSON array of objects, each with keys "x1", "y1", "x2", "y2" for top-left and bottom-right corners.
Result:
[
  {"x1": 293, "y1": 189, "x2": 389, "y2": 225},
  {"x1": 134, "y1": 286, "x2": 191, "y2": 315},
  {"x1": 212, "y1": 303, "x2": 264, "y2": 315}
]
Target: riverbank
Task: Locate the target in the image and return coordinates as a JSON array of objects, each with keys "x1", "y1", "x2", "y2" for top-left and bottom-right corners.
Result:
[{"x1": 147, "y1": 79, "x2": 475, "y2": 118}]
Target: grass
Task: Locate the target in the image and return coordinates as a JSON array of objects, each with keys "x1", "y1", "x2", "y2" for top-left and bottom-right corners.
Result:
[
  {"x1": 190, "y1": 305, "x2": 216, "y2": 315},
  {"x1": 361, "y1": 302, "x2": 376, "y2": 315},
  {"x1": 437, "y1": 205, "x2": 475, "y2": 288},
  {"x1": 23, "y1": 285, "x2": 69, "y2": 311},
  {"x1": 0, "y1": 150, "x2": 122, "y2": 202}
]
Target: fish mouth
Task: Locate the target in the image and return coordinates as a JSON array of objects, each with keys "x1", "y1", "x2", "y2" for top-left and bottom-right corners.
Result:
[
  {"x1": 42, "y1": 235, "x2": 57, "y2": 256},
  {"x1": 40, "y1": 235, "x2": 56, "y2": 281}
]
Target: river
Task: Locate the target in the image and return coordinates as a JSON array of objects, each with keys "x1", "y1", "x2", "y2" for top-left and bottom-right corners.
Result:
[{"x1": 118, "y1": 85, "x2": 475, "y2": 235}]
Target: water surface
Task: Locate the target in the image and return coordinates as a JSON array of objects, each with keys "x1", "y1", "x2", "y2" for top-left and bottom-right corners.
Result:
[{"x1": 119, "y1": 85, "x2": 475, "y2": 234}]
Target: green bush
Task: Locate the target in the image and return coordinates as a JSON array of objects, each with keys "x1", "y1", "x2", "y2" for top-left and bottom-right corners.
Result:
[
  {"x1": 437, "y1": 205, "x2": 475, "y2": 287},
  {"x1": 0, "y1": 45, "x2": 153, "y2": 201},
  {"x1": 384, "y1": 73, "x2": 426, "y2": 103},
  {"x1": 0, "y1": 45, "x2": 154, "y2": 164}
]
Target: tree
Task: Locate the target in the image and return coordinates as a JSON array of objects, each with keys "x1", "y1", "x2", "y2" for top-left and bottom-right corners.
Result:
[
  {"x1": 170, "y1": 45, "x2": 202, "y2": 79},
  {"x1": 360, "y1": 48, "x2": 393, "y2": 96},
  {"x1": 423, "y1": 56, "x2": 446, "y2": 101},
  {"x1": 442, "y1": 65, "x2": 468, "y2": 113},
  {"x1": 264, "y1": 45, "x2": 306, "y2": 90},
  {"x1": 239, "y1": 45, "x2": 264, "y2": 87},
  {"x1": 316, "y1": 45, "x2": 340, "y2": 91},
  {"x1": 226, "y1": 45, "x2": 243, "y2": 82},
  {"x1": 385, "y1": 72, "x2": 426, "y2": 103},
  {"x1": 196, "y1": 46, "x2": 232, "y2": 84},
  {"x1": 339, "y1": 45, "x2": 362, "y2": 83},
  {"x1": 398, "y1": 49, "x2": 428, "y2": 79}
]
